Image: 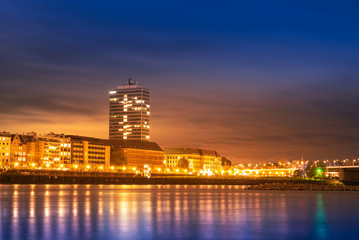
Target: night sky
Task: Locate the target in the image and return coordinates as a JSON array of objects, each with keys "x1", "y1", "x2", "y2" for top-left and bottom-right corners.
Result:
[{"x1": 1, "y1": 1, "x2": 359, "y2": 163}]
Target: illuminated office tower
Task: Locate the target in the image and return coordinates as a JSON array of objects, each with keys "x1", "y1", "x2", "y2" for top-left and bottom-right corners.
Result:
[{"x1": 109, "y1": 78, "x2": 150, "y2": 141}]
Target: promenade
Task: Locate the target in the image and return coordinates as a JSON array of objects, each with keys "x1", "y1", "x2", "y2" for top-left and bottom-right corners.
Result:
[{"x1": 0, "y1": 169, "x2": 318, "y2": 185}]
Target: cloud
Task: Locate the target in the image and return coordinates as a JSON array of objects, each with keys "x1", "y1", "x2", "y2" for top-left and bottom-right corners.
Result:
[{"x1": 151, "y1": 82, "x2": 359, "y2": 162}]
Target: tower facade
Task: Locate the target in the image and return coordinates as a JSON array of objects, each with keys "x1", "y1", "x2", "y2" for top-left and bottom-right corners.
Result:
[{"x1": 109, "y1": 79, "x2": 150, "y2": 141}]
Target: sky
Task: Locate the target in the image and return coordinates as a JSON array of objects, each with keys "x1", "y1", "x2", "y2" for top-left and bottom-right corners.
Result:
[{"x1": 1, "y1": 0, "x2": 359, "y2": 163}]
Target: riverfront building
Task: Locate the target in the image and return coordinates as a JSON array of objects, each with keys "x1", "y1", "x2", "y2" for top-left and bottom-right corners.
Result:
[
  {"x1": 164, "y1": 148, "x2": 222, "y2": 171},
  {"x1": 109, "y1": 78, "x2": 150, "y2": 141},
  {"x1": 66, "y1": 135, "x2": 111, "y2": 166},
  {"x1": 10, "y1": 134, "x2": 37, "y2": 162},
  {"x1": 4, "y1": 130, "x2": 164, "y2": 169},
  {"x1": 0, "y1": 132, "x2": 11, "y2": 164},
  {"x1": 36, "y1": 137, "x2": 61, "y2": 164},
  {"x1": 108, "y1": 140, "x2": 164, "y2": 169}
]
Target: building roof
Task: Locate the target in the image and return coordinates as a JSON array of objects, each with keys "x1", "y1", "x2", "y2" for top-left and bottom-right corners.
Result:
[
  {"x1": 164, "y1": 148, "x2": 201, "y2": 155},
  {"x1": 66, "y1": 135, "x2": 106, "y2": 143},
  {"x1": 20, "y1": 135, "x2": 37, "y2": 143},
  {"x1": 0, "y1": 132, "x2": 11, "y2": 137},
  {"x1": 10, "y1": 134, "x2": 37, "y2": 144},
  {"x1": 199, "y1": 149, "x2": 220, "y2": 157},
  {"x1": 66, "y1": 135, "x2": 163, "y2": 151},
  {"x1": 164, "y1": 147, "x2": 221, "y2": 157},
  {"x1": 107, "y1": 140, "x2": 163, "y2": 151}
]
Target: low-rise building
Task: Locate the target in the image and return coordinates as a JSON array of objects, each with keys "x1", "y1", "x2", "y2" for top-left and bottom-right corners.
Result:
[
  {"x1": 36, "y1": 137, "x2": 61, "y2": 164},
  {"x1": 44, "y1": 133, "x2": 71, "y2": 164},
  {"x1": 10, "y1": 134, "x2": 37, "y2": 162},
  {"x1": 199, "y1": 149, "x2": 222, "y2": 171},
  {"x1": 67, "y1": 135, "x2": 111, "y2": 166},
  {"x1": 164, "y1": 147, "x2": 222, "y2": 171},
  {"x1": 164, "y1": 148, "x2": 202, "y2": 170},
  {"x1": 0, "y1": 132, "x2": 11, "y2": 164},
  {"x1": 108, "y1": 140, "x2": 163, "y2": 169}
]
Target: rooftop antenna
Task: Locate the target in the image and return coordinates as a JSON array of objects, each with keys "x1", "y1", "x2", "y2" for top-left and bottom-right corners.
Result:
[
  {"x1": 128, "y1": 77, "x2": 134, "y2": 85},
  {"x1": 128, "y1": 72, "x2": 138, "y2": 85}
]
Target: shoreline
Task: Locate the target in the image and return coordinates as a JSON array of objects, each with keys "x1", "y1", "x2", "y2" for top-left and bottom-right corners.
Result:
[
  {"x1": 2, "y1": 171, "x2": 358, "y2": 190},
  {"x1": 247, "y1": 182, "x2": 359, "y2": 191},
  {"x1": 0, "y1": 171, "x2": 317, "y2": 185}
]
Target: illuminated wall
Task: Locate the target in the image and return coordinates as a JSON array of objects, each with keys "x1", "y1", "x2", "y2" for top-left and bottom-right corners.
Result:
[
  {"x1": 0, "y1": 133, "x2": 11, "y2": 163},
  {"x1": 121, "y1": 148, "x2": 164, "y2": 169},
  {"x1": 36, "y1": 138, "x2": 61, "y2": 164},
  {"x1": 10, "y1": 134, "x2": 28, "y2": 162},
  {"x1": 70, "y1": 140, "x2": 110, "y2": 166},
  {"x1": 164, "y1": 148, "x2": 223, "y2": 171},
  {"x1": 165, "y1": 154, "x2": 201, "y2": 170}
]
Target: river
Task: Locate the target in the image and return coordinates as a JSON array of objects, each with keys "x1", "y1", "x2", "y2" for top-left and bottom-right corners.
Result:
[{"x1": 0, "y1": 184, "x2": 358, "y2": 240}]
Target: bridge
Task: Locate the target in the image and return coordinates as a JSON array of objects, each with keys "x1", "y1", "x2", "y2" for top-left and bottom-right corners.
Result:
[{"x1": 327, "y1": 166, "x2": 359, "y2": 184}]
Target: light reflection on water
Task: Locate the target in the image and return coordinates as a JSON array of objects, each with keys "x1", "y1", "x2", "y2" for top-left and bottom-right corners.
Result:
[{"x1": 0, "y1": 184, "x2": 358, "y2": 240}]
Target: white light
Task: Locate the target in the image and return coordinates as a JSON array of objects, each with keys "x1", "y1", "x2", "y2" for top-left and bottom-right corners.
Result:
[{"x1": 109, "y1": 91, "x2": 116, "y2": 94}]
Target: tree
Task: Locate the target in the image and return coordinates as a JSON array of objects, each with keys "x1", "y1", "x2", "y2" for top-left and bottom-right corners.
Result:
[
  {"x1": 111, "y1": 148, "x2": 127, "y2": 166},
  {"x1": 293, "y1": 169, "x2": 304, "y2": 178},
  {"x1": 305, "y1": 162, "x2": 327, "y2": 179},
  {"x1": 177, "y1": 158, "x2": 189, "y2": 169},
  {"x1": 305, "y1": 162, "x2": 316, "y2": 178},
  {"x1": 222, "y1": 157, "x2": 232, "y2": 167}
]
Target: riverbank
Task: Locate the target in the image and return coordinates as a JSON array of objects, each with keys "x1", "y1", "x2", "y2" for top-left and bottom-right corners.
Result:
[
  {"x1": 0, "y1": 170, "x2": 318, "y2": 185},
  {"x1": 247, "y1": 182, "x2": 359, "y2": 191}
]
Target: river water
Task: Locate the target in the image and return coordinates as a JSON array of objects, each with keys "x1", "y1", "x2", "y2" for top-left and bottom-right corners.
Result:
[{"x1": 0, "y1": 184, "x2": 358, "y2": 240}]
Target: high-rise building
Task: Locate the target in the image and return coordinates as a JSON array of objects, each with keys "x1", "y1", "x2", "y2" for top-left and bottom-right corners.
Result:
[{"x1": 109, "y1": 78, "x2": 150, "y2": 141}]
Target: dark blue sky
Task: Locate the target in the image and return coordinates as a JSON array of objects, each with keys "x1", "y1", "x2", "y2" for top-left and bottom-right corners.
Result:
[{"x1": 1, "y1": 0, "x2": 359, "y2": 163}]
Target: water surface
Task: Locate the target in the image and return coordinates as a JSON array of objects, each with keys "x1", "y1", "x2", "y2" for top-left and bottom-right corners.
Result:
[{"x1": 0, "y1": 184, "x2": 358, "y2": 240}]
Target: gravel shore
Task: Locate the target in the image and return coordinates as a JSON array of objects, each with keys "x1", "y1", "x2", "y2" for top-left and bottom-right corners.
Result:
[{"x1": 247, "y1": 182, "x2": 359, "y2": 191}]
